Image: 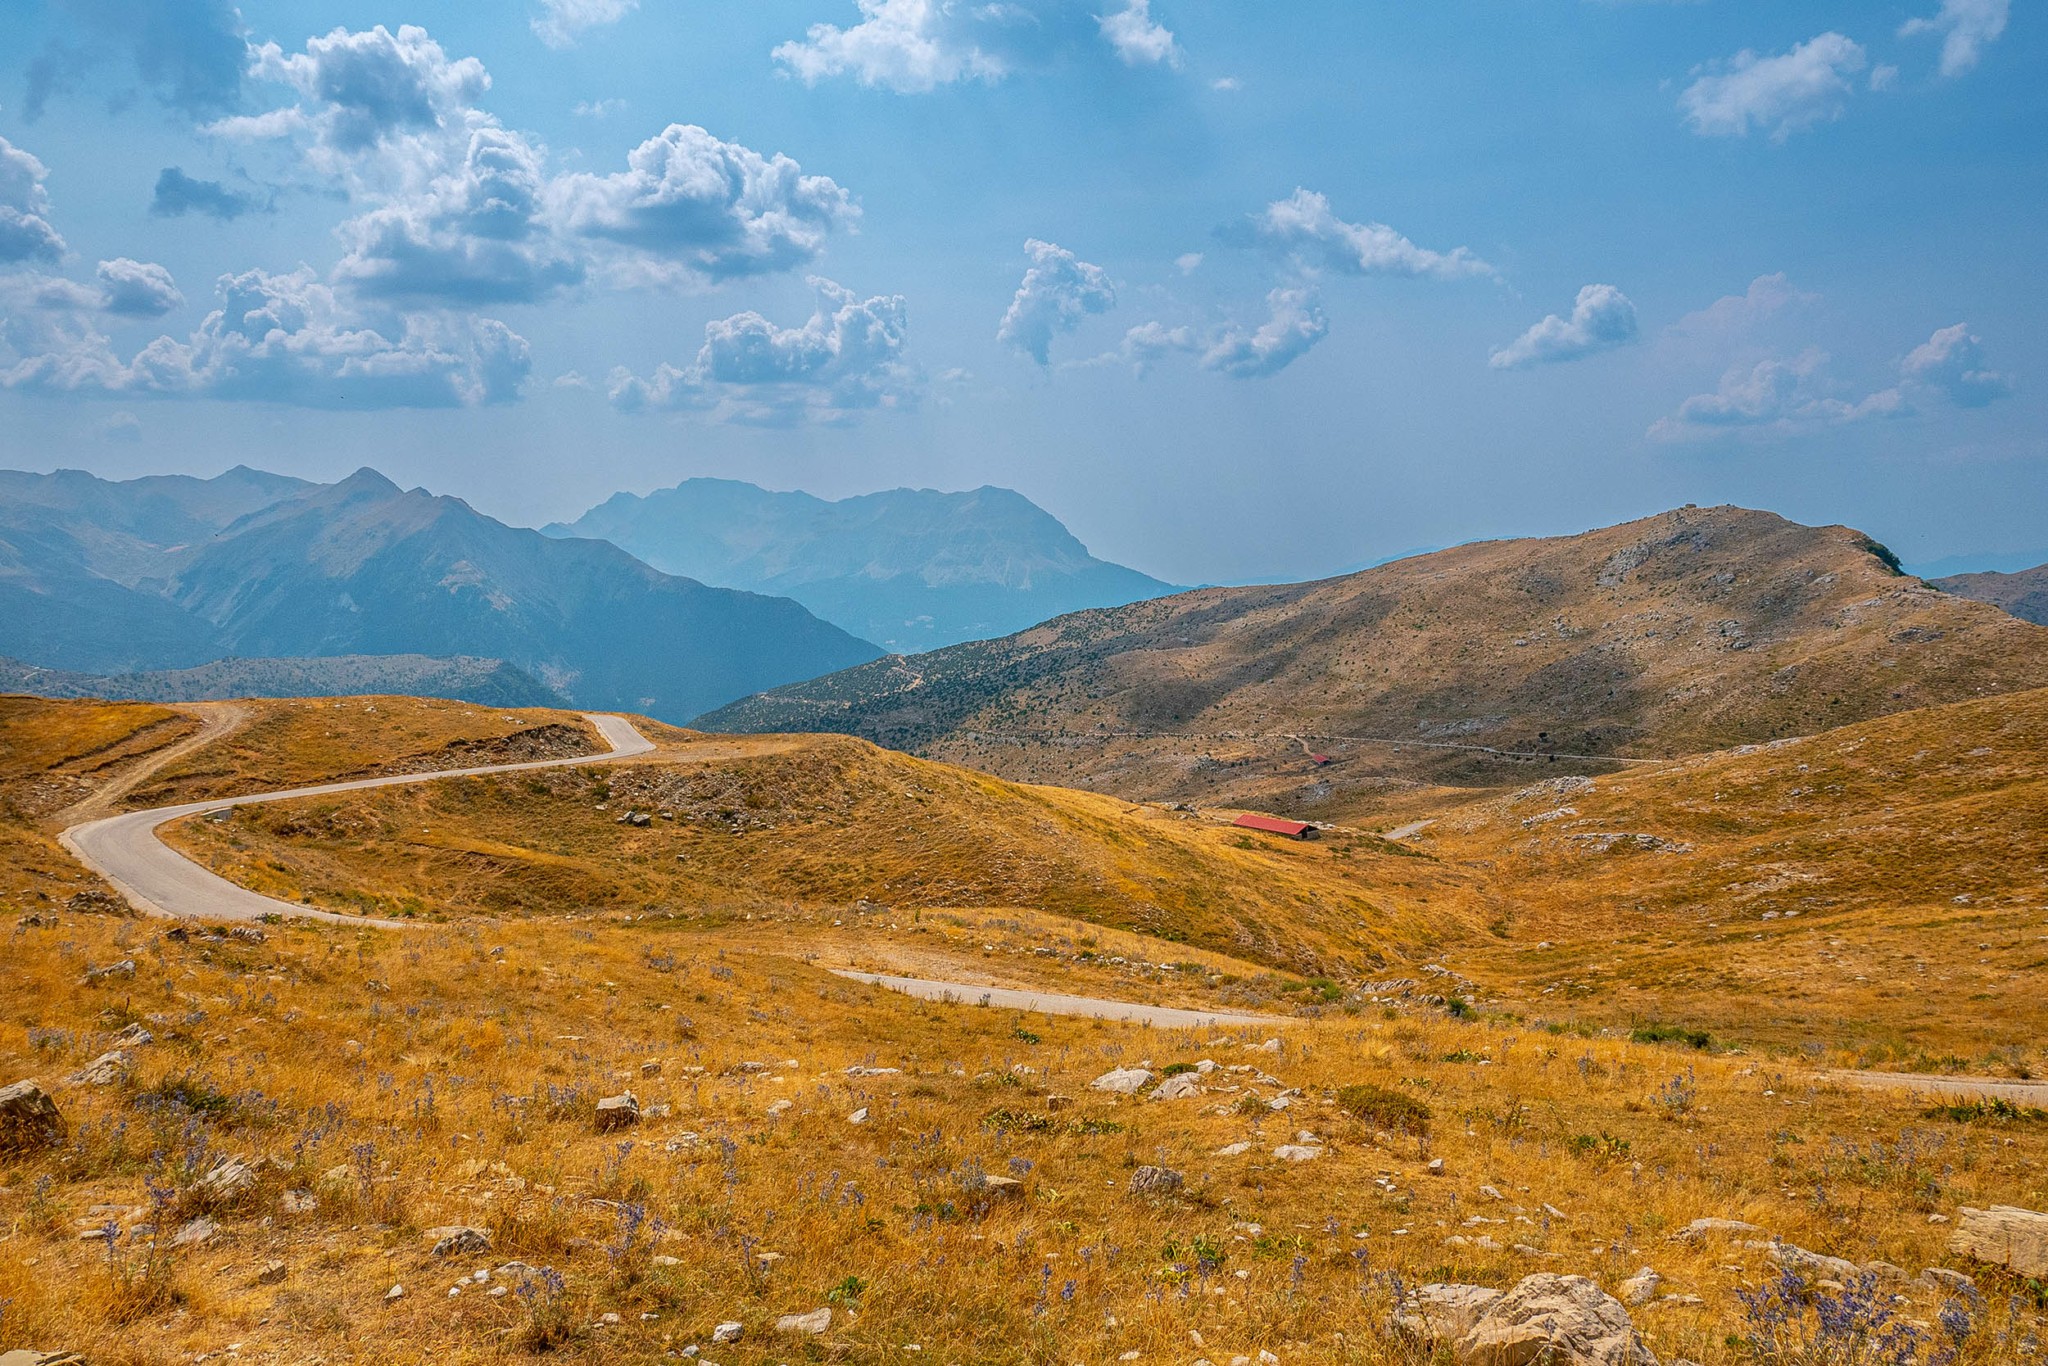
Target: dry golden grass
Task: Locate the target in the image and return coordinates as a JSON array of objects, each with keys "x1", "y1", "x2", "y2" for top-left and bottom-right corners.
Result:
[
  {"x1": 1415, "y1": 687, "x2": 2048, "y2": 1073},
  {"x1": 5, "y1": 908, "x2": 2046, "y2": 1365},
  {"x1": 158, "y1": 731, "x2": 1495, "y2": 978}
]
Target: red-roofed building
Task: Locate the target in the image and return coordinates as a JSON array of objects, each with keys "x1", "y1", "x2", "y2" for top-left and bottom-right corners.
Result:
[{"x1": 1232, "y1": 813, "x2": 1319, "y2": 840}]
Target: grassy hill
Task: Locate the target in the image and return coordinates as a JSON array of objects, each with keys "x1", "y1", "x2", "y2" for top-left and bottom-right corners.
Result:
[
  {"x1": 0, "y1": 653, "x2": 564, "y2": 708},
  {"x1": 702, "y1": 506, "x2": 2048, "y2": 814},
  {"x1": 1936, "y1": 563, "x2": 2048, "y2": 627},
  {"x1": 3, "y1": 694, "x2": 2045, "y2": 1364}
]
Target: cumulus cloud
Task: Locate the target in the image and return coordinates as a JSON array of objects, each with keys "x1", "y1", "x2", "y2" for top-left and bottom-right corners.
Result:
[
  {"x1": 1648, "y1": 350, "x2": 1903, "y2": 440},
  {"x1": 532, "y1": 0, "x2": 638, "y2": 50},
  {"x1": 1099, "y1": 1, "x2": 1182, "y2": 68},
  {"x1": 336, "y1": 126, "x2": 585, "y2": 304},
  {"x1": 609, "y1": 278, "x2": 916, "y2": 425},
  {"x1": 1490, "y1": 284, "x2": 1638, "y2": 369},
  {"x1": 1666, "y1": 272, "x2": 1814, "y2": 345},
  {"x1": 241, "y1": 25, "x2": 490, "y2": 163},
  {"x1": 1900, "y1": 323, "x2": 2011, "y2": 407},
  {"x1": 773, "y1": 0, "x2": 1187, "y2": 92},
  {"x1": 1650, "y1": 323, "x2": 2009, "y2": 441},
  {"x1": 1900, "y1": 0, "x2": 2009, "y2": 77},
  {"x1": 1199, "y1": 288, "x2": 1328, "y2": 378},
  {"x1": 26, "y1": 0, "x2": 248, "y2": 122},
  {"x1": 1244, "y1": 189, "x2": 1492, "y2": 280},
  {"x1": 1110, "y1": 291, "x2": 1329, "y2": 380},
  {"x1": 1, "y1": 267, "x2": 530, "y2": 408},
  {"x1": 0, "y1": 137, "x2": 68, "y2": 265},
  {"x1": 1679, "y1": 33, "x2": 1866, "y2": 140},
  {"x1": 551, "y1": 124, "x2": 858, "y2": 284},
  {"x1": 998, "y1": 239, "x2": 1117, "y2": 365},
  {"x1": 150, "y1": 167, "x2": 268, "y2": 221},
  {"x1": 95, "y1": 259, "x2": 184, "y2": 317}
]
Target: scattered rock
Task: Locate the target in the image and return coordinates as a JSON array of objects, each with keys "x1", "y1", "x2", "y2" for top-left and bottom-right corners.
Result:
[
  {"x1": 1620, "y1": 1269, "x2": 1663, "y2": 1307},
  {"x1": 595, "y1": 1091, "x2": 641, "y2": 1133},
  {"x1": 1769, "y1": 1242, "x2": 1861, "y2": 1281},
  {"x1": 1045, "y1": 1094, "x2": 1073, "y2": 1111},
  {"x1": 64, "y1": 1049, "x2": 131, "y2": 1087},
  {"x1": 1150, "y1": 1074, "x2": 1204, "y2": 1101},
  {"x1": 191, "y1": 1154, "x2": 262, "y2": 1208},
  {"x1": 641, "y1": 1060, "x2": 662, "y2": 1077},
  {"x1": 110, "y1": 1023, "x2": 154, "y2": 1048},
  {"x1": 0, "y1": 1080, "x2": 66, "y2": 1152},
  {"x1": 1918, "y1": 1267, "x2": 1976, "y2": 1296},
  {"x1": 1669, "y1": 1217, "x2": 1764, "y2": 1243},
  {"x1": 281, "y1": 1189, "x2": 315, "y2": 1215},
  {"x1": 1092, "y1": 1068, "x2": 1153, "y2": 1095},
  {"x1": 1272, "y1": 1145, "x2": 1322, "y2": 1162},
  {"x1": 849, "y1": 1108, "x2": 870, "y2": 1124},
  {"x1": 428, "y1": 1226, "x2": 492, "y2": 1257},
  {"x1": 170, "y1": 1216, "x2": 218, "y2": 1248},
  {"x1": 776, "y1": 1307, "x2": 832, "y2": 1335},
  {"x1": 255, "y1": 1260, "x2": 288, "y2": 1285},
  {"x1": 1480, "y1": 1185, "x2": 1504, "y2": 1201},
  {"x1": 1428, "y1": 1158, "x2": 1446, "y2": 1176},
  {"x1": 1392, "y1": 1283, "x2": 1505, "y2": 1347},
  {"x1": 81, "y1": 959, "x2": 136, "y2": 985},
  {"x1": 712, "y1": 1321, "x2": 744, "y2": 1344},
  {"x1": 385, "y1": 1284, "x2": 405, "y2": 1303},
  {"x1": 1128, "y1": 1165, "x2": 1185, "y2": 1196},
  {"x1": 766, "y1": 1098, "x2": 793, "y2": 1117},
  {"x1": 1214, "y1": 1142, "x2": 1251, "y2": 1157},
  {"x1": 1457, "y1": 1273, "x2": 1659, "y2": 1366},
  {"x1": 1949, "y1": 1206, "x2": 2048, "y2": 1279},
  {"x1": 983, "y1": 1175, "x2": 1025, "y2": 1199},
  {"x1": 0, "y1": 1352, "x2": 88, "y2": 1365}
]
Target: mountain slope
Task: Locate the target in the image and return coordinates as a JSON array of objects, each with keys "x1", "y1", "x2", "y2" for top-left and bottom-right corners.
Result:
[
  {"x1": 1935, "y1": 564, "x2": 2048, "y2": 627},
  {"x1": 546, "y1": 478, "x2": 1177, "y2": 652},
  {"x1": 701, "y1": 505, "x2": 2048, "y2": 808},
  {"x1": 0, "y1": 653, "x2": 563, "y2": 707},
  {"x1": 161, "y1": 468, "x2": 882, "y2": 721}
]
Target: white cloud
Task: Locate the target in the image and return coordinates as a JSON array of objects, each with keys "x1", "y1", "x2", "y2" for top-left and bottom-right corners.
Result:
[
  {"x1": 0, "y1": 136, "x2": 68, "y2": 265},
  {"x1": 1112, "y1": 290, "x2": 1328, "y2": 380},
  {"x1": 773, "y1": 0, "x2": 1190, "y2": 92},
  {"x1": 1211, "y1": 76, "x2": 1241, "y2": 92},
  {"x1": 1199, "y1": 288, "x2": 1328, "y2": 378},
  {"x1": 1098, "y1": 0, "x2": 1181, "y2": 68},
  {"x1": 246, "y1": 25, "x2": 491, "y2": 165},
  {"x1": 550, "y1": 124, "x2": 858, "y2": 285},
  {"x1": 1900, "y1": 323, "x2": 2011, "y2": 407},
  {"x1": 1650, "y1": 323, "x2": 2009, "y2": 441},
  {"x1": 1174, "y1": 252, "x2": 1203, "y2": 275},
  {"x1": 95, "y1": 259, "x2": 184, "y2": 317},
  {"x1": 609, "y1": 278, "x2": 916, "y2": 425},
  {"x1": 25, "y1": 0, "x2": 248, "y2": 122},
  {"x1": 1, "y1": 267, "x2": 530, "y2": 408},
  {"x1": 773, "y1": 0, "x2": 1008, "y2": 92},
  {"x1": 1246, "y1": 189, "x2": 1492, "y2": 280},
  {"x1": 1489, "y1": 284, "x2": 1637, "y2": 369},
  {"x1": 998, "y1": 239, "x2": 1117, "y2": 365},
  {"x1": 533, "y1": 0, "x2": 638, "y2": 51},
  {"x1": 335, "y1": 126, "x2": 585, "y2": 304},
  {"x1": 1900, "y1": 0, "x2": 2009, "y2": 77},
  {"x1": 574, "y1": 98, "x2": 627, "y2": 119},
  {"x1": 1649, "y1": 349, "x2": 1903, "y2": 441},
  {"x1": 1679, "y1": 32, "x2": 1866, "y2": 140},
  {"x1": 1666, "y1": 272, "x2": 1816, "y2": 346}
]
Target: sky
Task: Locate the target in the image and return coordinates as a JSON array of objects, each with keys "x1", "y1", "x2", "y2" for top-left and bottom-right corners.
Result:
[{"x1": 0, "y1": 0, "x2": 2042, "y2": 584}]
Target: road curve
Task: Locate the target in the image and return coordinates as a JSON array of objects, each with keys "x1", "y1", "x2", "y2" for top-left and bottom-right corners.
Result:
[
  {"x1": 60, "y1": 713, "x2": 654, "y2": 926},
  {"x1": 831, "y1": 969, "x2": 1294, "y2": 1030}
]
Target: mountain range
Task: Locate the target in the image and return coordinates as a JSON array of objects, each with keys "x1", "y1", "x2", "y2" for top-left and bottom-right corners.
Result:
[
  {"x1": 0, "y1": 466, "x2": 880, "y2": 720},
  {"x1": 545, "y1": 479, "x2": 1178, "y2": 652},
  {"x1": 0, "y1": 654, "x2": 561, "y2": 708},
  {"x1": 1934, "y1": 565, "x2": 2048, "y2": 627},
  {"x1": 701, "y1": 506, "x2": 2048, "y2": 813}
]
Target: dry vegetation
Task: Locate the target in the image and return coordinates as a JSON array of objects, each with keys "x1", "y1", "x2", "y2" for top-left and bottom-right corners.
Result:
[
  {"x1": 5, "y1": 910, "x2": 2046, "y2": 1365},
  {"x1": 3, "y1": 690, "x2": 2047, "y2": 1363}
]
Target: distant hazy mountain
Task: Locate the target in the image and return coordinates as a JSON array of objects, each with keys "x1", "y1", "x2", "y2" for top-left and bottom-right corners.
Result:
[
  {"x1": 0, "y1": 466, "x2": 882, "y2": 721},
  {"x1": 546, "y1": 479, "x2": 1179, "y2": 652},
  {"x1": 1935, "y1": 564, "x2": 2048, "y2": 627},
  {"x1": 0, "y1": 654, "x2": 563, "y2": 708}
]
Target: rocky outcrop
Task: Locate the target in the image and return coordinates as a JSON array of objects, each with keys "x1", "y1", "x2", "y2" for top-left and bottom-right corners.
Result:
[
  {"x1": 0, "y1": 1080, "x2": 66, "y2": 1152},
  {"x1": 1950, "y1": 1206, "x2": 2048, "y2": 1279},
  {"x1": 1395, "y1": 1274, "x2": 1659, "y2": 1366},
  {"x1": 1127, "y1": 1165, "x2": 1184, "y2": 1196}
]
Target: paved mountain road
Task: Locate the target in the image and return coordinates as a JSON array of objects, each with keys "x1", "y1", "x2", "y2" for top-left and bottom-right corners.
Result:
[
  {"x1": 830, "y1": 970, "x2": 1293, "y2": 1029},
  {"x1": 60, "y1": 713, "x2": 654, "y2": 926}
]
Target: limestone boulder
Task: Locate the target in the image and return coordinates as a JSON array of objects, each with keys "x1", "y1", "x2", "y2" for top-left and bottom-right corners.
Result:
[
  {"x1": 1455, "y1": 1273, "x2": 1659, "y2": 1366},
  {"x1": 1949, "y1": 1206, "x2": 2048, "y2": 1279}
]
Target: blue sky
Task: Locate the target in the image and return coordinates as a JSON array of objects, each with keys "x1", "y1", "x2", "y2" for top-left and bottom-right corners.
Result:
[{"x1": 0, "y1": 0, "x2": 2041, "y2": 582}]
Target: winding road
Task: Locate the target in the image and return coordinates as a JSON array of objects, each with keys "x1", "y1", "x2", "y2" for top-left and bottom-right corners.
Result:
[
  {"x1": 59, "y1": 712, "x2": 653, "y2": 926},
  {"x1": 830, "y1": 969, "x2": 1292, "y2": 1029}
]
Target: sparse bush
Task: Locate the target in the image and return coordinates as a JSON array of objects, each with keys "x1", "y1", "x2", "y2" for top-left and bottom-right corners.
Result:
[
  {"x1": 1336, "y1": 1083, "x2": 1431, "y2": 1135},
  {"x1": 1923, "y1": 1097, "x2": 2046, "y2": 1125},
  {"x1": 1633, "y1": 1022, "x2": 1713, "y2": 1050}
]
